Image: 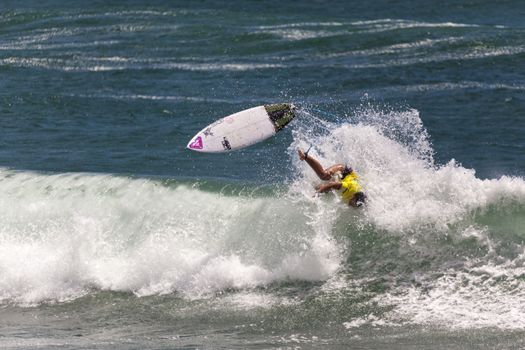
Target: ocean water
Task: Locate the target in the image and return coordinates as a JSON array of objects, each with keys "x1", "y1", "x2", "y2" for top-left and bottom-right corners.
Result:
[{"x1": 1, "y1": 1, "x2": 524, "y2": 349}]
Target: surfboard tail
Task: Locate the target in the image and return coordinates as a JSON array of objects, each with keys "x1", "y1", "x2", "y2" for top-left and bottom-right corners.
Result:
[{"x1": 264, "y1": 103, "x2": 297, "y2": 132}]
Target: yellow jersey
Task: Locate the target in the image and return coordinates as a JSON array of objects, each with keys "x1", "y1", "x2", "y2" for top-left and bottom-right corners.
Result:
[{"x1": 339, "y1": 171, "x2": 362, "y2": 204}]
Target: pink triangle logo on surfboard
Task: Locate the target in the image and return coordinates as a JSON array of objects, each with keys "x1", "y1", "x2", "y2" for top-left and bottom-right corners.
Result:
[{"x1": 188, "y1": 136, "x2": 203, "y2": 149}]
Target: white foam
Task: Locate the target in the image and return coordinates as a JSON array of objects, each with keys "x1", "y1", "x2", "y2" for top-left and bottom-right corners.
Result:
[
  {"x1": 294, "y1": 106, "x2": 525, "y2": 330},
  {"x1": 349, "y1": 46, "x2": 525, "y2": 68},
  {"x1": 379, "y1": 259, "x2": 525, "y2": 329},
  {"x1": 151, "y1": 62, "x2": 284, "y2": 71},
  {"x1": 343, "y1": 314, "x2": 399, "y2": 329},
  {"x1": 0, "y1": 170, "x2": 340, "y2": 305},
  {"x1": 292, "y1": 107, "x2": 525, "y2": 233},
  {"x1": 218, "y1": 291, "x2": 296, "y2": 310},
  {"x1": 320, "y1": 37, "x2": 464, "y2": 59},
  {"x1": 255, "y1": 22, "x2": 345, "y2": 30},
  {"x1": 395, "y1": 81, "x2": 525, "y2": 93},
  {"x1": 350, "y1": 18, "x2": 480, "y2": 33},
  {"x1": 253, "y1": 18, "x2": 482, "y2": 41},
  {"x1": 260, "y1": 29, "x2": 347, "y2": 41},
  {"x1": 0, "y1": 56, "x2": 283, "y2": 72}
]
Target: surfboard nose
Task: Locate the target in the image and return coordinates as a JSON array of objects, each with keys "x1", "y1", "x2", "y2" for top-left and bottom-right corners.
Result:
[
  {"x1": 187, "y1": 135, "x2": 204, "y2": 151},
  {"x1": 264, "y1": 103, "x2": 297, "y2": 131}
]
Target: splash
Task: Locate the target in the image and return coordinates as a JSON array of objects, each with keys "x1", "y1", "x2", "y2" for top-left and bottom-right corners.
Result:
[
  {"x1": 2, "y1": 103, "x2": 525, "y2": 332},
  {"x1": 291, "y1": 104, "x2": 525, "y2": 233},
  {"x1": 290, "y1": 103, "x2": 525, "y2": 330}
]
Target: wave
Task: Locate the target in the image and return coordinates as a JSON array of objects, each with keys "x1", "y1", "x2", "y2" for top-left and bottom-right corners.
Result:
[
  {"x1": 7, "y1": 43, "x2": 524, "y2": 72},
  {"x1": 13, "y1": 45, "x2": 520, "y2": 73},
  {"x1": 320, "y1": 36, "x2": 465, "y2": 59},
  {"x1": 387, "y1": 81, "x2": 525, "y2": 93},
  {"x1": 320, "y1": 82, "x2": 525, "y2": 102},
  {"x1": 352, "y1": 19, "x2": 480, "y2": 33},
  {"x1": 0, "y1": 56, "x2": 284, "y2": 72},
  {"x1": 290, "y1": 105, "x2": 525, "y2": 329},
  {"x1": 292, "y1": 106, "x2": 525, "y2": 233},
  {"x1": 347, "y1": 46, "x2": 525, "y2": 68},
  {"x1": 1, "y1": 104, "x2": 525, "y2": 330},
  {"x1": 1, "y1": 13, "x2": 517, "y2": 75},
  {"x1": 252, "y1": 18, "x2": 493, "y2": 41},
  {"x1": 0, "y1": 171, "x2": 339, "y2": 305},
  {"x1": 66, "y1": 92, "x2": 237, "y2": 104}
]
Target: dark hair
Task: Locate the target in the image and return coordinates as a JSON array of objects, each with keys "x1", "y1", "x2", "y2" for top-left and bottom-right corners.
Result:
[
  {"x1": 354, "y1": 192, "x2": 366, "y2": 207},
  {"x1": 342, "y1": 165, "x2": 353, "y2": 178}
]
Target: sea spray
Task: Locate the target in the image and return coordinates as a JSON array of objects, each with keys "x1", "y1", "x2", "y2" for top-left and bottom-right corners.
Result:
[
  {"x1": 292, "y1": 105, "x2": 525, "y2": 233},
  {"x1": 1, "y1": 104, "x2": 525, "y2": 330},
  {"x1": 288, "y1": 104, "x2": 525, "y2": 329}
]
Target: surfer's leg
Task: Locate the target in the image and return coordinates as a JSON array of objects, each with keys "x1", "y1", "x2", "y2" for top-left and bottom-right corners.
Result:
[
  {"x1": 298, "y1": 149, "x2": 343, "y2": 180},
  {"x1": 325, "y1": 164, "x2": 345, "y2": 176}
]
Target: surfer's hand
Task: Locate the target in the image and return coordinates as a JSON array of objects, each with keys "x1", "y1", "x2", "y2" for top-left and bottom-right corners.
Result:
[{"x1": 298, "y1": 149, "x2": 306, "y2": 161}]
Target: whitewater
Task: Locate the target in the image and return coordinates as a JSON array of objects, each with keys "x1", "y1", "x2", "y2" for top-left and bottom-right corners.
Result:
[
  {"x1": 1, "y1": 106, "x2": 524, "y2": 333},
  {"x1": 1, "y1": 1, "x2": 524, "y2": 348}
]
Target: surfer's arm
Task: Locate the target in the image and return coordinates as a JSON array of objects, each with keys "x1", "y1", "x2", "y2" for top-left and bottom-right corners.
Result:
[{"x1": 315, "y1": 181, "x2": 342, "y2": 193}]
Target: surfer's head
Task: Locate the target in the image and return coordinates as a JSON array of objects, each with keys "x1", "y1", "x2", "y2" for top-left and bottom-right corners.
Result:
[
  {"x1": 342, "y1": 165, "x2": 353, "y2": 178},
  {"x1": 350, "y1": 192, "x2": 366, "y2": 208}
]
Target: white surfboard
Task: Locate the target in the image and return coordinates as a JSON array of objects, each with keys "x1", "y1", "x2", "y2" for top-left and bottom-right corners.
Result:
[{"x1": 187, "y1": 103, "x2": 296, "y2": 153}]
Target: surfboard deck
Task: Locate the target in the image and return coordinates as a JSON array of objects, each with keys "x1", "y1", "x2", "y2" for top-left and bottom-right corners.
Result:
[{"x1": 187, "y1": 103, "x2": 296, "y2": 153}]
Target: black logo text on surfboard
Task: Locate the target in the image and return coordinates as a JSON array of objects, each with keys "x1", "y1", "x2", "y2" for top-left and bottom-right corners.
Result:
[{"x1": 222, "y1": 137, "x2": 231, "y2": 151}]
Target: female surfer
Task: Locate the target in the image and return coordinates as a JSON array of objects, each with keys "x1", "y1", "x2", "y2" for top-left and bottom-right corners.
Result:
[{"x1": 298, "y1": 148, "x2": 366, "y2": 208}]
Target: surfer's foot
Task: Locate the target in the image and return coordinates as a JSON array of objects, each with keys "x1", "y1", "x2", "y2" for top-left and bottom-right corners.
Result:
[
  {"x1": 298, "y1": 146, "x2": 313, "y2": 160},
  {"x1": 298, "y1": 149, "x2": 306, "y2": 160}
]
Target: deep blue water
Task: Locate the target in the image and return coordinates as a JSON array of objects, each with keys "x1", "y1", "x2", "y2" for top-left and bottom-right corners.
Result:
[
  {"x1": 1, "y1": 0, "x2": 523, "y2": 179},
  {"x1": 1, "y1": 1, "x2": 524, "y2": 349}
]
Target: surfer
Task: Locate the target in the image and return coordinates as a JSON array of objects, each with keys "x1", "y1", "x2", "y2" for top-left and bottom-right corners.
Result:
[{"x1": 298, "y1": 148, "x2": 366, "y2": 208}]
